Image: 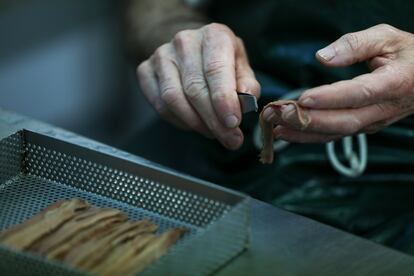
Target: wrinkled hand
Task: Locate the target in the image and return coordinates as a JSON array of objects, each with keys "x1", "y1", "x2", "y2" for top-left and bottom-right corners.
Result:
[
  {"x1": 137, "y1": 23, "x2": 260, "y2": 150},
  {"x1": 263, "y1": 24, "x2": 414, "y2": 143}
]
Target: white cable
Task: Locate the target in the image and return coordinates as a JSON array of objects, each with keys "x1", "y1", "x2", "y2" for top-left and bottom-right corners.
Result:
[
  {"x1": 253, "y1": 89, "x2": 368, "y2": 177},
  {"x1": 326, "y1": 134, "x2": 367, "y2": 177}
]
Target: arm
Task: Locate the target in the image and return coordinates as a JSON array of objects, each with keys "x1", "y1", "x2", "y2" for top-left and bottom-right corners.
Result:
[
  {"x1": 124, "y1": 0, "x2": 206, "y2": 62},
  {"x1": 125, "y1": 0, "x2": 261, "y2": 150}
]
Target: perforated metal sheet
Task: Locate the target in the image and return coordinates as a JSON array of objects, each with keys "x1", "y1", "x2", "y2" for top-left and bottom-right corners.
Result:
[
  {"x1": 0, "y1": 174, "x2": 198, "y2": 236},
  {"x1": 0, "y1": 131, "x2": 22, "y2": 184},
  {"x1": 24, "y1": 142, "x2": 230, "y2": 227},
  {"x1": 0, "y1": 130, "x2": 250, "y2": 276}
]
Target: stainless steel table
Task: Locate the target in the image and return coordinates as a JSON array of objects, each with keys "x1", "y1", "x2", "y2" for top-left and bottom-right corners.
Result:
[{"x1": 1, "y1": 108, "x2": 414, "y2": 276}]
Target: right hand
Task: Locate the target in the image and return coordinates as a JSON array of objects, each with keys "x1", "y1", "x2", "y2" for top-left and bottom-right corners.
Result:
[{"x1": 136, "y1": 23, "x2": 260, "y2": 150}]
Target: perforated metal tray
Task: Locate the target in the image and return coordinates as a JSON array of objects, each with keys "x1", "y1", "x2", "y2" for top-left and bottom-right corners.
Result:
[{"x1": 0, "y1": 130, "x2": 250, "y2": 275}]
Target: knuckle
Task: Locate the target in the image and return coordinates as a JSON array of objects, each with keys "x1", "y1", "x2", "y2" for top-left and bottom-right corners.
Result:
[
  {"x1": 399, "y1": 73, "x2": 413, "y2": 92},
  {"x1": 235, "y1": 36, "x2": 244, "y2": 46},
  {"x1": 211, "y1": 89, "x2": 227, "y2": 102},
  {"x1": 238, "y1": 78, "x2": 261, "y2": 97},
  {"x1": 186, "y1": 89, "x2": 206, "y2": 102},
  {"x1": 381, "y1": 64, "x2": 397, "y2": 76},
  {"x1": 376, "y1": 23, "x2": 393, "y2": 30},
  {"x1": 253, "y1": 80, "x2": 262, "y2": 96},
  {"x1": 381, "y1": 65, "x2": 401, "y2": 87},
  {"x1": 184, "y1": 75, "x2": 207, "y2": 93},
  {"x1": 374, "y1": 102, "x2": 400, "y2": 120},
  {"x1": 395, "y1": 73, "x2": 413, "y2": 95},
  {"x1": 376, "y1": 23, "x2": 400, "y2": 35},
  {"x1": 136, "y1": 61, "x2": 150, "y2": 79},
  {"x1": 160, "y1": 86, "x2": 180, "y2": 106},
  {"x1": 235, "y1": 36, "x2": 246, "y2": 49},
  {"x1": 374, "y1": 103, "x2": 388, "y2": 113},
  {"x1": 244, "y1": 79, "x2": 261, "y2": 96},
  {"x1": 211, "y1": 90, "x2": 228, "y2": 104},
  {"x1": 184, "y1": 77, "x2": 208, "y2": 101},
  {"x1": 153, "y1": 44, "x2": 170, "y2": 65},
  {"x1": 382, "y1": 65, "x2": 413, "y2": 96},
  {"x1": 341, "y1": 33, "x2": 361, "y2": 52},
  {"x1": 173, "y1": 30, "x2": 196, "y2": 48},
  {"x1": 360, "y1": 83, "x2": 375, "y2": 102},
  {"x1": 204, "y1": 23, "x2": 229, "y2": 33},
  {"x1": 204, "y1": 60, "x2": 228, "y2": 78}
]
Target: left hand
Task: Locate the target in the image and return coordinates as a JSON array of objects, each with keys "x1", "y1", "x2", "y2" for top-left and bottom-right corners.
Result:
[{"x1": 263, "y1": 24, "x2": 414, "y2": 143}]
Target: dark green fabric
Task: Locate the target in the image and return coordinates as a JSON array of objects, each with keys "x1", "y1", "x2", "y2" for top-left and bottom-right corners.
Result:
[
  {"x1": 126, "y1": 0, "x2": 414, "y2": 256},
  {"x1": 209, "y1": 0, "x2": 414, "y2": 253},
  {"x1": 207, "y1": 0, "x2": 414, "y2": 91}
]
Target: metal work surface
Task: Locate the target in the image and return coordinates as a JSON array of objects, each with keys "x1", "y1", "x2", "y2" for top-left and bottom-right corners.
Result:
[
  {"x1": 1, "y1": 108, "x2": 414, "y2": 275},
  {"x1": 0, "y1": 129, "x2": 249, "y2": 275}
]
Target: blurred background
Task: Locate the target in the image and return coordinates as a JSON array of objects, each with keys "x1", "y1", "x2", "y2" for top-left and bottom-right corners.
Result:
[{"x1": 0, "y1": 0, "x2": 154, "y2": 146}]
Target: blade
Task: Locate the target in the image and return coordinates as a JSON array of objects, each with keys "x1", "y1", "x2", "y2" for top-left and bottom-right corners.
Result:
[{"x1": 237, "y1": 92, "x2": 258, "y2": 113}]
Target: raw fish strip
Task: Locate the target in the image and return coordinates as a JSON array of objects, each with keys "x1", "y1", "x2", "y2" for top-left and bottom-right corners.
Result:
[
  {"x1": 259, "y1": 100, "x2": 310, "y2": 164},
  {"x1": 0, "y1": 199, "x2": 89, "y2": 250}
]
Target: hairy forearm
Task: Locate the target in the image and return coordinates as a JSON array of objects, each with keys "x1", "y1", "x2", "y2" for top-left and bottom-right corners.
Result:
[{"x1": 124, "y1": 0, "x2": 207, "y2": 62}]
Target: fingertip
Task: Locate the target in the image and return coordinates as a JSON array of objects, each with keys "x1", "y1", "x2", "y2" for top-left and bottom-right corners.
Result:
[
  {"x1": 316, "y1": 46, "x2": 336, "y2": 63},
  {"x1": 210, "y1": 91, "x2": 242, "y2": 129},
  {"x1": 222, "y1": 128, "x2": 243, "y2": 150},
  {"x1": 298, "y1": 96, "x2": 316, "y2": 108},
  {"x1": 224, "y1": 114, "x2": 240, "y2": 128}
]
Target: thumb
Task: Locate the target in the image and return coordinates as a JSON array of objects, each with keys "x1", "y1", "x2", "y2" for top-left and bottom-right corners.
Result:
[
  {"x1": 235, "y1": 38, "x2": 261, "y2": 98},
  {"x1": 316, "y1": 24, "x2": 403, "y2": 67}
]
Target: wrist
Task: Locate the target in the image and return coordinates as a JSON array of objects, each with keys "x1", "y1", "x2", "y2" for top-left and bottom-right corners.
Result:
[
  {"x1": 144, "y1": 20, "x2": 206, "y2": 54},
  {"x1": 127, "y1": 16, "x2": 206, "y2": 62}
]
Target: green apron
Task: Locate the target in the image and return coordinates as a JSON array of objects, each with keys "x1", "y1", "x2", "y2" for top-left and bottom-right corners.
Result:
[{"x1": 126, "y1": 0, "x2": 414, "y2": 255}]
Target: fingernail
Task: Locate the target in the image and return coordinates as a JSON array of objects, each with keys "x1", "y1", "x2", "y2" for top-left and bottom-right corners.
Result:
[
  {"x1": 317, "y1": 46, "x2": 336, "y2": 61},
  {"x1": 224, "y1": 114, "x2": 239, "y2": 128},
  {"x1": 281, "y1": 104, "x2": 295, "y2": 120},
  {"x1": 225, "y1": 133, "x2": 242, "y2": 150},
  {"x1": 300, "y1": 97, "x2": 316, "y2": 107}
]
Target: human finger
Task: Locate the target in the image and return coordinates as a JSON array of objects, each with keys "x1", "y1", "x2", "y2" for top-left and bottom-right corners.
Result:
[
  {"x1": 136, "y1": 60, "x2": 189, "y2": 130},
  {"x1": 174, "y1": 29, "x2": 244, "y2": 150},
  {"x1": 315, "y1": 24, "x2": 404, "y2": 66},
  {"x1": 273, "y1": 125, "x2": 341, "y2": 143},
  {"x1": 202, "y1": 23, "x2": 242, "y2": 129},
  {"x1": 152, "y1": 43, "x2": 213, "y2": 138},
  {"x1": 280, "y1": 102, "x2": 400, "y2": 136},
  {"x1": 234, "y1": 37, "x2": 261, "y2": 98},
  {"x1": 298, "y1": 65, "x2": 408, "y2": 109}
]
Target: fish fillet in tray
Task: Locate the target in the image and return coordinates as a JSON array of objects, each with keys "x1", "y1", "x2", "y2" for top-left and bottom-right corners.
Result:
[{"x1": 0, "y1": 130, "x2": 250, "y2": 275}]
